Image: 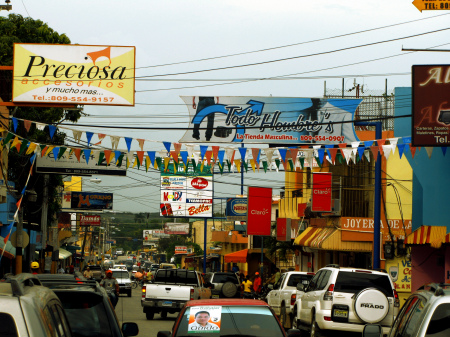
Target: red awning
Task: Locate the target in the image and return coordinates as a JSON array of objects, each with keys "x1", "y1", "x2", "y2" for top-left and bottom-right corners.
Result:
[
  {"x1": 224, "y1": 249, "x2": 248, "y2": 263},
  {"x1": 406, "y1": 226, "x2": 447, "y2": 245}
]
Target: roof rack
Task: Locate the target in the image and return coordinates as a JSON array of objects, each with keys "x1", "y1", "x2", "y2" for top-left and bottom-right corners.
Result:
[
  {"x1": 325, "y1": 264, "x2": 340, "y2": 268},
  {"x1": 6, "y1": 273, "x2": 42, "y2": 296}
]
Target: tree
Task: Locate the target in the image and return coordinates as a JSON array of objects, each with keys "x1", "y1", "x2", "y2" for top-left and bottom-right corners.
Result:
[
  {"x1": 263, "y1": 223, "x2": 295, "y2": 262},
  {"x1": 0, "y1": 14, "x2": 81, "y2": 230}
]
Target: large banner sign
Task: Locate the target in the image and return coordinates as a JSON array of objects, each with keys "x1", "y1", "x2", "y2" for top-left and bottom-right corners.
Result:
[
  {"x1": 79, "y1": 215, "x2": 101, "y2": 227},
  {"x1": 160, "y1": 164, "x2": 213, "y2": 218},
  {"x1": 70, "y1": 192, "x2": 113, "y2": 210},
  {"x1": 247, "y1": 186, "x2": 272, "y2": 236},
  {"x1": 311, "y1": 172, "x2": 332, "y2": 212},
  {"x1": 13, "y1": 44, "x2": 135, "y2": 106},
  {"x1": 412, "y1": 65, "x2": 450, "y2": 147},
  {"x1": 164, "y1": 223, "x2": 190, "y2": 235},
  {"x1": 179, "y1": 96, "x2": 362, "y2": 144}
]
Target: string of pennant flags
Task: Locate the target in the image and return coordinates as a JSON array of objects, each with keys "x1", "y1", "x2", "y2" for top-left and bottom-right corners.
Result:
[{"x1": 4, "y1": 116, "x2": 449, "y2": 175}]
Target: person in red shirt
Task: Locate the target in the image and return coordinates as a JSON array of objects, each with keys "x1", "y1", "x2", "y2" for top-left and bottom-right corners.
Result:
[{"x1": 253, "y1": 272, "x2": 262, "y2": 294}]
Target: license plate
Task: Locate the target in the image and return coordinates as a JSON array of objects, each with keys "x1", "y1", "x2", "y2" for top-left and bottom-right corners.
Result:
[
  {"x1": 162, "y1": 301, "x2": 172, "y2": 306},
  {"x1": 333, "y1": 309, "x2": 348, "y2": 318},
  {"x1": 212, "y1": 295, "x2": 219, "y2": 299}
]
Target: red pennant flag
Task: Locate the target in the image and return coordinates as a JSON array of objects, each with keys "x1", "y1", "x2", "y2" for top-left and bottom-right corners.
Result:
[
  {"x1": 174, "y1": 143, "x2": 182, "y2": 156},
  {"x1": 170, "y1": 151, "x2": 179, "y2": 163},
  {"x1": 378, "y1": 145, "x2": 384, "y2": 156},
  {"x1": 73, "y1": 148, "x2": 81, "y2": 162},
  {"x1": 338, "y1": 143, "x2": 347, "y2": 156},
  {"x1": 104, "y1": 150, "x2": 112, "y2": 164},
  {"x1": 289, "y1": 148, "x2": 298, "y2": 163},
  {"x1": 136, "y1": 151, "x2": 144, "y2": 165},
  {"x1": 410, "y1": 146, "x2": 417, "y2": 158},
  {"x1": 370, "y1": 146, "x2": 379, "y2": 162},
  {"x1": 251, "y1": 148, "x2": 260, "y2": 164},
  {"x1": 212, "y1": 146, "x2": 220, "y2": 162},
  {"x1": 41, "y1": 146, "x2": 48, "y2": 157},
  {"x1": 328, "y1": 148, "x2": 338, "y2": 164},
  {"x1": 377, "y1": 139, "x2": 386, "y2": 147},
  {"x1": 205, "y1": 151, "x2": 213, "y2": 165},
  {"x1": 24, "y1": 120, "x2": 32, "y2": 132}
]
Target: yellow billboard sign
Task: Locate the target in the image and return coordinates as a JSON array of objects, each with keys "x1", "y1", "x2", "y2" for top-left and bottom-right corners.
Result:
[{"x1": 13, "y1": 44, "x2": 135, "y2": 106}]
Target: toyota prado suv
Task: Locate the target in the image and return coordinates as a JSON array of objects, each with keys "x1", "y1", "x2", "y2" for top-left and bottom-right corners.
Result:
[{"x1": 292, "y1": 264, "x2": 399, "y2": 337}]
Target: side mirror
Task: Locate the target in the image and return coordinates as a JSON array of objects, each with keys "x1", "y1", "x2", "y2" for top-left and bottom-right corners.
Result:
[
  {"x1": 286, "y1": 329, "x2": 302, "y2": 337},
  {"x1": 122, "y1": 322, "x2": 139, "y2": 337},
  {"x1": 362, "y1": 324, "x2": 383, "y2": 337},
  {"x1": 267, "y1": 284, "x2": 273, "y2": 290},
  {"x1": 296, "y1": 283, "x2": 305, "y2": 291},
  {"x1": 157, "y1": 331, "x2": 171, "y2": 337}
]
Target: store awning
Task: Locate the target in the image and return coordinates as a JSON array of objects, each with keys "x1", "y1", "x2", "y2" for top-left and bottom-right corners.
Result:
[
  {"x1": 319, "y1": 229, "x2": 372, "y2": 252},
  {"x1": 224, "y1": 249, "x2": 248, "y2": 263},
  {"x1": 0, "y1": 236, "x2": 16, "y2": 260},
  {"x1": 293, "y1": 227, "x2": 321, "y2": 246},
  {"x1": 59, "y1": 248, "x2": 72, "y2": 260},
  {"x1": 406, "y1": 226, "x2": 447, "y2": 246},
  {"x1": 308, "y1": 228, "x2": 336, "y2": 248},
  {"x1": 433, "y1": 233, "x2": 450, "y2": 249}
]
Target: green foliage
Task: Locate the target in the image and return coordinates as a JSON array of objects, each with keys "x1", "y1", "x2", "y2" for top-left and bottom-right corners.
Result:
[
  {"x1": 263, "y1": 223, "x2": 294, "y2": 262},
  {"x1": 157, "y1": 236, "x2": 203, "y2": 262}
]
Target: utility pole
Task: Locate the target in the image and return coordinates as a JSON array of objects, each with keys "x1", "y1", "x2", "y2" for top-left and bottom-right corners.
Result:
[{"x1": 40, "y1": 174, "x2": 49, "y2": 269}]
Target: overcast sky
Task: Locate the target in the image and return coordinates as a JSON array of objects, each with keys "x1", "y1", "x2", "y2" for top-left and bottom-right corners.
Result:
[{"x1": 3, "y1": 1, "x2": 449, "y2": 212}]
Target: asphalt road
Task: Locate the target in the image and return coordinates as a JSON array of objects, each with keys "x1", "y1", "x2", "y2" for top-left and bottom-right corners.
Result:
[{"x1": 114, "y1": 286, "x2": 178, "y2": 337}]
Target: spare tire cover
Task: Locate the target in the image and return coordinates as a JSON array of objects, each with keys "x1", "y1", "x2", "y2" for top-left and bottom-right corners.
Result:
[
  {"x1": 354, "y1": 288, "x2": 389, "y2": 323},
  {"x1": 221, "y1": 282, "x2": 238, "y2": 298}
]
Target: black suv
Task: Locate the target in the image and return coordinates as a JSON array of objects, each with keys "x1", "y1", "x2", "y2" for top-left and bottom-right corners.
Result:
[
  {"x1": 206, "y1": 272, "x2": 241, "y2": 298},
  {"x1": 38, "y1": 274, "x2": 138, "y2": 337}
]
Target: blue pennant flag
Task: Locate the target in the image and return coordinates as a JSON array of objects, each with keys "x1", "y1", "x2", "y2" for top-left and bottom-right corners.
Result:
[
  {"x1": 83, "y1": 149, "x2": 91, "y2": 164},
  {"x1": 86, "y1": 132, "x2": 94, "y2": 146},
  {"x1": 29, "y1": 153, "x2": 36, "y2": 164},
  {"x1": 52, "y1": 147, "x2": 60, "y2": 161},
  {"x1": 49, "y1": 125, "x2": 57, "y2": 139},
  {"x1": 357, "y1": 146, "x2": 365, "y2": 160},
  {"x1": 402, "y1": 136, "x2": 411, "y2": 144},
  {"x1": 218, "y1": 150, "x2": 225, "y2": 165},
  {"x1": 180, "y1": 151, "x2": 188, "y2": 166},
  {"x1": 442, "y1": 147, "x2": 447, "y2": 156},
  {"x1": 12, "y1": 117, "x2": 18, "y2": 132},
  {"x1": 364, "y1": 140, "x2": 373, "y2": 148},
  {"x1": 397, "y1": 144, "x2": 406, "y2": 158},
  {"x1": 238, "y1": 147, "x2": 247, "y2": 160},
  {"x1": 163, "y1": 142, "x2": 171, "y2": 153},
  {"x1": 147, "y1": 151, "x2": 156, "y2": 166},
  {"x1": 114, "y1": 150, "x2": 122, "y2": 162},
  {"x1": 125, "y1": 137, "x2": 133, "y2": 152},
  {"x1": 317, "y1": 148, "x2": 325, "y2": 164},
  {"x1": 200, "y1": 145, "x2": 208, "y2": 160},
  {"x1": 278, "y1": 148, "x2": 287, "y2": 162}
]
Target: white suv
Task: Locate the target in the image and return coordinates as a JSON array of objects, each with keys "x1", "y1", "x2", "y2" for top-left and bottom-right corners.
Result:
[{"x1": 293, "y1": 265, "x2": 399, "y2": 337}]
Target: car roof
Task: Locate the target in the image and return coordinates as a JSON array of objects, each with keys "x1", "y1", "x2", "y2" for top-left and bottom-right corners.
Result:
[{"x1": 186, "y1": 299, "x2": 270, "y2": 307}]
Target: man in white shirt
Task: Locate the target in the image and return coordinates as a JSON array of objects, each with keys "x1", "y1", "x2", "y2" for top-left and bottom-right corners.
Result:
[{"x1": 189, "y1": 311, "x2": 219, "y2": 331}]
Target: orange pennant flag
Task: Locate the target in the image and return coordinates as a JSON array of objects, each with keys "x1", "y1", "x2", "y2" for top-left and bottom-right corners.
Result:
[
  {"x1": 104, "y1": 150, "x2": 112, "y2": 164},
  {"x1": 289, "y1": 148, "x2": 298, "y2": 163},
  {"x1": 174, "y1": 143, "x2": 182, "y2": 156},
  {"x1": 73, "y1": 148, "x2": 81, "y2": 162},
  {"x1": 370, "y1": 146, "x2": 379, "y2": 161},
  {"x1": 328, "y1": 148, "x2": 338, "y2": 164},
  {"x1": 205, "y1": 151, "x2": 213, "y2": 165},
  {"x1": 137, "y1": 139, "x2": 145, "y2": 151},
  {"x1": 338, "y1": 143, "x2": 347, "y2": 156},
  {"x1": 136, "y1": 151, "x2": 144, "y2": 165},
  {"x1": 212, "y1": 146, "x2": 220, "y2": 162},
  {"x1": 171, "y1": 151, "x2": 179, "y2": 163},
  {"x1": 410, "y1": 146, "x2": 417, "y2": 158},
  {"x1": 24, "y1": 120, "x2": 32, "y2": 132}
]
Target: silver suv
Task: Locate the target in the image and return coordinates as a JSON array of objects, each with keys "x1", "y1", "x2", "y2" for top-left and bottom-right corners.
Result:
[
  {"x1": 0, "y1": 273, "x2": 73, "y2": 337},
  {"x1": 293, "y1": 265, "x2": 399, "y2": 337},
  {"x1": 363, "y1": 282, "x2": 450, "y2": 337}
]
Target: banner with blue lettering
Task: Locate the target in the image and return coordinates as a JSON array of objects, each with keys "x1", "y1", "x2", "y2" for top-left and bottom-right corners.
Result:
[{"x1": 179, "y1": 96, "x2": 362, "y2": 144}]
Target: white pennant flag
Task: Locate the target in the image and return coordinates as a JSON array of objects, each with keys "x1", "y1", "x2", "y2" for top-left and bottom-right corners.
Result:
[
  {"x1": 388, "y1": 138, "x2": 399, "y2": 154},
  {"x1": 351, "y1": 141, "x2": 360, "y2": 149},
  {"x1": 72, "y1": 130, "x2": 82, "y2": 143},
  {"x1": 364, "y1": 149, "x2": 371, "y2": 162},
  {"x1": 127, "y1": 152, "x2": 135, "y2": 166},
  {"x1": 312, "y1": 145, "x2": 321, "y2": 158},
  {"x1": 92, "y1": 150, "x2": 100, "y2": 164},
  {"x1": 342, "y1": 148, "x2": 353, "y2": 164},
  {"x1": 382, "y1": 145, "x2": 393, "y2": 160},
  {"x1": 192, "y1": 151, "x2": 199, "y2": 164},
  {"x1": 225, "y1": 147, "x2": 235, "y2": 162},
  {"x1": 264, "y1": 148, "x2": 275, "y2": 165},
  {"x1": 186, "y1": 144, "x2": 195, "y2": 158},
  {"x1": 110, "y1": 136, "x2": 120, "y2": 150},
  {"x1": 425, "y1": 147, "x2": 433, "y2": 158},
  {"x1": 36, "y1": 123, "x2": 45, "y2": 131}
]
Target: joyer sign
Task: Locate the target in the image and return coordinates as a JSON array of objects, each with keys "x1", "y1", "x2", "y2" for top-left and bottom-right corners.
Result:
[
  {"x1": 247, "y1": 187, "x2": 272, "y2": 236},
  {"x1": 312, "y1": 172, "x2": 332, "y2": 212}
]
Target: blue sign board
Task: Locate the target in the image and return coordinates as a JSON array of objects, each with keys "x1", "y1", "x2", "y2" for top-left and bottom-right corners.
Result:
[{"x1": 226, "y1": 198, "x2": 248, "y2": 220}]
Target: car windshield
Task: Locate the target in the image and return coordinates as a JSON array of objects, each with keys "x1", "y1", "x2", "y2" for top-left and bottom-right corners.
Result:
[
  {"x1": 334, "y1": 271, "x2": 394, "y2": 296},
  {"x1": 287, "y1": 274, "x2": 314, "y2": 287},
  {"x1": 112, "y1": 271, "x2": 129, "y2": 279},
  {"x1": 175, "y1": 305, "x2": 284, "y2": 337},
  {"x1": 212, "y1": 274, "x2": 239, "y2": 284},
  {"x1": 56, "y1": 292, "x2": 112, "y2": 337},
  {"x1": 154, "y1": 269, "x2": 198, "y2": 285}
]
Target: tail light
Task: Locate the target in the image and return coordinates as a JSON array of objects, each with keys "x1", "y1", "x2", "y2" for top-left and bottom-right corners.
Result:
[
  {"x1": 142, "y1": 285, "x2": 146, "y2": 299},
  {"x1": 393, "y1": 289, "x2": 400, "y2": 307},
  {"x1": 190, "y1": 288, "x2": 195, "y2": 300},
  {"x1": 291, "y1": 293, "x2": 297, "y2": 306},
  {"x1": 323, "y1": 284, "x2": 334, "y2": 301}
]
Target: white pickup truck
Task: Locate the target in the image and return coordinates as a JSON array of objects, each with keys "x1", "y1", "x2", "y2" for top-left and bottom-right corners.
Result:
[
  {"x1": 141, "y1": 268, "x2": 211, "y2": 320},
  {"x1": 266, "y1": 271, "x2": 314, "y2": 328}
]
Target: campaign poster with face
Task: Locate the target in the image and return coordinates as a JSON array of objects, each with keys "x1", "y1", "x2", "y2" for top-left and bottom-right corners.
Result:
[{"x1": 188, "y1": 306, "x2": 222, "y2": 334}]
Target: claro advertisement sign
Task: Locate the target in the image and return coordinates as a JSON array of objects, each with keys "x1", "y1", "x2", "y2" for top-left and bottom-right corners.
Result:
[
  {"x1": 311, "y1": 172, "x2": 332, "y2": 212},
  {"x1": 13, "y1": 44, "x2": 135, "y2": 106},
  {"x1": 247, "y1": 186, "x2": 272, "y2": 236}
]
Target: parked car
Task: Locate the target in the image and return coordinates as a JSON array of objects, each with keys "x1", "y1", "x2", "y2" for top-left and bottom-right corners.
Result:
[
  {"x1": 206, "y1": 272, "x2": 241, "y2": 298},
  {"x1": 37, "y1": 274, "x2": 139, "y2": 337},
  {"x1": 363, "y1": 282, "x2": 450, "y2": 337},
  {"x1": 156, "y1": 298, "x2": 300, "y2": 337},
  {"x1": 266, "y1": 271, "x2": 314, "y2": 328},
  {"x1": 110, "y1": 268, "x2": 133, "y2": 297},
  {"x1": 142, "y1": 268, "x2": 211, "y2": 320},
  {"x1": 0, "y1": 273, "x2": 74, "y2": 337},
  {"x1": 292, "y1": 264, "x2": 399, "y2": 337}
]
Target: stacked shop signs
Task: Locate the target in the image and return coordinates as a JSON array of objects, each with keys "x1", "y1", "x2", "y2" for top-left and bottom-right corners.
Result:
[
  {"x1": 160, "y1": 164, "x2": 213, "y2": 218},
  {"x1": 62, "y1": 191, "x2": 113, "y2": 210}
]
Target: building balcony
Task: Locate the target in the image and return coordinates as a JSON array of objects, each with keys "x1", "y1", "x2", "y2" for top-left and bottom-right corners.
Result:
[{"x1": 211, "y1": 230, "x2": 248, "y2": 244}]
